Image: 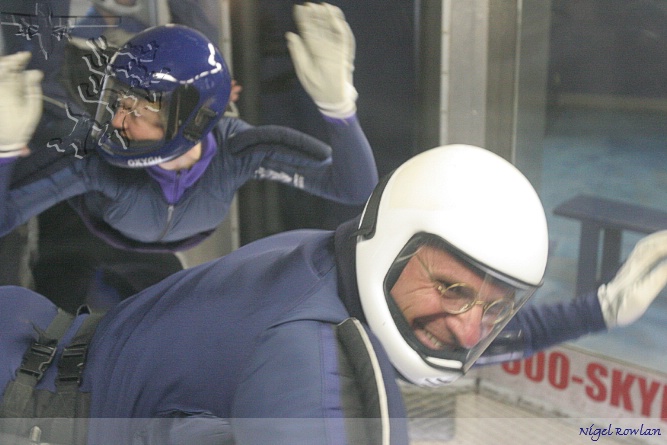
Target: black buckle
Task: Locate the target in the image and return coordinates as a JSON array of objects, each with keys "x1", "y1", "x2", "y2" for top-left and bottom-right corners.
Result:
[
  {"x1": 57, "y1": 343, "x2": 88, "y2": 384},
  {"x1": 19, "y1": 341, "x2": 57, "y2": 380}
]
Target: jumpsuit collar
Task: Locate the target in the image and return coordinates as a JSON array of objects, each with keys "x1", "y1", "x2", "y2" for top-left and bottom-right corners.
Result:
[
  {"x1": 334, "y1": 216, "x2": 367, "y2": 324},
  {"x1": 146, "y1": 132, "x2": 217, "y2": 204}
]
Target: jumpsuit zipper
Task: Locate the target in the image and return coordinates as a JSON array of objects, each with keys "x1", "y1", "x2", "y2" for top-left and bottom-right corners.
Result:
[{"x1": 156, "y1": 171, "x2": 181, "y2": 241}]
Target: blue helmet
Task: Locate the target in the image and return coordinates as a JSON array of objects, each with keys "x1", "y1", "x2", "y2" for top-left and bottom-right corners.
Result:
[{"x1": 93, "y1": 24, "x2": 232, "y2": 168}]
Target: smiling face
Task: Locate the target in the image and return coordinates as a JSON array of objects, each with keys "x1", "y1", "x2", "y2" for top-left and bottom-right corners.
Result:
[{"x1": 390, "y1": 245, "x2": 515, "y2": 351}]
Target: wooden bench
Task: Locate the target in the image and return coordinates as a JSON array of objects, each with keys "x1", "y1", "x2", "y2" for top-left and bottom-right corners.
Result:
[{"x1": 553, "y1": 194, "x2": 667, "y2": 295}]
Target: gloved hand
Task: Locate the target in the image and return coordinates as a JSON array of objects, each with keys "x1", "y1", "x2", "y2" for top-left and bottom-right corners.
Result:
[
  {"x1": 598, "y1": 230, "x2": 667, "y2": 327},
  {"x1": 286, "y1": 2, "x2": 357, "y2": 119},
  {"x1": 0, "y1": 52, "x2": 43, "y2": 157}
]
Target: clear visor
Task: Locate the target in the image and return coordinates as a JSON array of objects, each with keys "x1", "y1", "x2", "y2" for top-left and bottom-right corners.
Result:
[
  {"x1": 93, "y1": 76, "x2": 170, "y2": 155},
  {"x1": 384, "y1": 233, "x2": 538, "y2": 373}
]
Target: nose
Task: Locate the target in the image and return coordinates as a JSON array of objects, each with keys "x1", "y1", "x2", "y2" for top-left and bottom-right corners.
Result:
[
  {"x1": 111, "y1": 109, "x2": 126, "y2": 131},
  {"x1": 447, "y1": 305, "x2": 484, "y2": 349}
]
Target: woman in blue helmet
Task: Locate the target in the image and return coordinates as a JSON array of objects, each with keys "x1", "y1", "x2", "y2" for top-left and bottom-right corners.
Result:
[{"x1": 0, "y1": 4, "x2": 376, "y2": 252}]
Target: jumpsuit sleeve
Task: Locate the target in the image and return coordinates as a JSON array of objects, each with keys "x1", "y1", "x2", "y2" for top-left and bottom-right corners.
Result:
[
  {"x1": 0, "y1": 156, "x2": 94, "y2": 237},
  {"x1": 480, "y1": 291, "x2": 608, "y2": 365},
  {"x1": 513, "y1": 291, "x2": 607, "y2": 357},
  {"x1": 232, "y1": 115, "x2": 378, "y2": 205},
  {"x1": 314, "y1": 116, "x2": 379, "y2": 204}
]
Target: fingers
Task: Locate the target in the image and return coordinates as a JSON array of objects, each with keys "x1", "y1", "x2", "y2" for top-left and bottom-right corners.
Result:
[
  {"x1": 321, "y1": 3, "x2": 355, "y2": 63},
  {"x1": 613, "y1": 230, "x2": 667, "y2": 284},
  {"x1": 0, "y1": 52, "x2": 43, "y2": 97},
  {"x1": 24, "y1": 69, "x2": 44, "y2": 87},
  {"x1": 24, "y1": 69, "x2": 44, "y2": 102},
  {"x1": 617, "y1": 259, "x2": 667, "y2": 326},
  {"x1": 293, "y1": 3, "x2": 350, "y2": 50},
  {"x1": 632, "y1": 230, "x2": 667, "y2": 263},
  {"x1": 0, "y1": 51, "x2": 32, "y2": 75},
  {"x1": 23, "y1": 70, "x2": 44, "y2": 131},
  {"x1": 285, "y1": 31, "x2": 309, "y2": 68}
]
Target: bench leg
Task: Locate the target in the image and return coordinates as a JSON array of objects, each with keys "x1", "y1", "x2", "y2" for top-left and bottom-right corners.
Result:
[
  {"x1": 600, "y1": 228, "x2": 622, "y2": 282},
  {"x1": 575, "y1": 223, "x2": 601, "y2": 296}
]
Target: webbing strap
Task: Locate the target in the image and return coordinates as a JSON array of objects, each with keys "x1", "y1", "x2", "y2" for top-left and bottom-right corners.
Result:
[
  {"x1": 19, "y1": 309, "x2": 75, "y2": 381},
  {"x1": 336, "y1": 318, "x2": 390, "y2": 445},
  {"x1": 1, "y1": 307, "x2": 105, "y2": 445},
  {"x1": 1, "y1": 309, "x2": 75, "y2": 417},
  {"x1": 57, "y1": 307, "x2": 106, "y2": 387}
]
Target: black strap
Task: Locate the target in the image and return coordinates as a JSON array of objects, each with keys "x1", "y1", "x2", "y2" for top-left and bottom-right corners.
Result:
[
  {"x1": 57, "y1": 307, "x2": 106, "y2": 387},
  {"x1": 1, "y1": 309, "x2": 76, "y2": 418},
  {"x1": 335, "y1": 318, "x2": 390, "y2": 445},
  {"x1": 20, "y1": 309, "x2": 75, "y2": 381},
  {"x1": 1, "y1": 307, "x2": 106, "y2": 445}
]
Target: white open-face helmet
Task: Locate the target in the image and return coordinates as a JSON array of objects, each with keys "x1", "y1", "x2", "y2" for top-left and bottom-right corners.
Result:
[{"x1": 355, "y1": 145, "x2": 549, "y2": 386}]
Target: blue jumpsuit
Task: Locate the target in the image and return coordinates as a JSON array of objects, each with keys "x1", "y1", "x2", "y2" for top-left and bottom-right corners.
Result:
[
  {"x1": 0, "y1": 115, "x2": 377, "y2": 246},
  {"x1": 0, "y1": 219, "x2": 607, "y2": 444}
]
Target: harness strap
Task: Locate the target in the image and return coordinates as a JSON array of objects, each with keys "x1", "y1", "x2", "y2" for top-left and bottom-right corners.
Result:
[
  {"x1": 57, "y1": 306, "x2": 106, "y2": 388},
  {"x1": 1, "y1": 309, "x2": 75, "y2": 417},
  {"x1": 1, "y1": 307, "x2": 106, "y2": 445},
  {"x1": 336, "y1": 318, "x2": 390, "y2": 445}
]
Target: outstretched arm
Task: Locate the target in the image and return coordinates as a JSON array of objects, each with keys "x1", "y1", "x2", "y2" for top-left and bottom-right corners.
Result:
[
  {"x1": 286, "y1": 3, "x2": 378, "y2": 203},
  {"x1": 480, "y1": 230, "x2": 667, "y2": 364},
  {"x1": 255, "y1": 2, "x2": 377, "y2": 203},
  {"x1": 228, "y1": 3, "x2": 377, "y2": 205}
]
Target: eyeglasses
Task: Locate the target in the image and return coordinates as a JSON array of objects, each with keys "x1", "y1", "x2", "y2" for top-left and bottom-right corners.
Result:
[
  {"x1": 113, "y1": 94, "x2": 165, "y2": 129},
  {"x1": 417, "y1": 255, "x2": 514, "y2": 326},
  {"x1": 433, "y1": 282, "x2": 514, "y2": 326}
]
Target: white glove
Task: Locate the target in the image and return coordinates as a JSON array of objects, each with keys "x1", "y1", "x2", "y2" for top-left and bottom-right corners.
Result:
[
  {"x1": 286, "y1": 2, "x2": 357, "y2": 119},
  {"x1": 0, "y1": 52, "x2": 43, "y2": 157},
  {"x1": 598, "y1": 230, "x2": 667, "y2": 327}
]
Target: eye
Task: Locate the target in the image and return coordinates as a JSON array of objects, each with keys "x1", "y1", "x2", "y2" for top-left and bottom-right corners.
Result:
[
  {"x1": 481, "y1": 299, "x2": 514, "y2": 325},
  {"x1": 436, "y1": 282, "x2": 476, "y2": 301}
]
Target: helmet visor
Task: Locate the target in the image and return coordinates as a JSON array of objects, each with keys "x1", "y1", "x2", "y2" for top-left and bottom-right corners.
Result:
[
  {"x1": 93, "y1": 75, "x2": 201, "y2": 166},
  {"x1": 384, "y1": 233, "x2": 538, "y2": 374},
  {"x1": 93, "y1": 76, "x2": 169, "y2": 155}
]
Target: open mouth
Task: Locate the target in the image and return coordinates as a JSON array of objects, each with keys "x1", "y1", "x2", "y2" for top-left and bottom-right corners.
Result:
[{"x1": 413, "y1": 320, "x2": 448, "y2": 350}]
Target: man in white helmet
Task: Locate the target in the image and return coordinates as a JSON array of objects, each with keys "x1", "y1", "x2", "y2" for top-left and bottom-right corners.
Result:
[{"x1": 2, "y1": 142, "x2": 667, "y2": 444}]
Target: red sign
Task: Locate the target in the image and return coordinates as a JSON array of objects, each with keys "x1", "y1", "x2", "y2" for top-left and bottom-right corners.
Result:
[{"x1": 478, "y1": 345, "x2": 667, "y2": 423}]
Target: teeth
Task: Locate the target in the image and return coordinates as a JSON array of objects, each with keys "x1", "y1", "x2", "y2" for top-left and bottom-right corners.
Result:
[{"x1": 424, "y1": 329, "x2": 444, "y2": 349}]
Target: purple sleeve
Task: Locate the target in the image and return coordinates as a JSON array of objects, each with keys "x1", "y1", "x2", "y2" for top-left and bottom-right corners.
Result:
[
  {"x1": 322, "y1": 115, "x2": 379, "y2": 204},
  {"x1": 0, "y1": 157, "x2": 18, "y2": 165},
  {"x1": 237, "y1": 114, "x2": 379, "y2": 205},
  {"x1": 509, "y1": 290, "x2": 608, "y2": 357},
  {"x1": 479, "y1": 292, "x2": 608, "y2": 366},
  {"x1": 0, "y1": 154, "x2": 92, "y2": 237}
]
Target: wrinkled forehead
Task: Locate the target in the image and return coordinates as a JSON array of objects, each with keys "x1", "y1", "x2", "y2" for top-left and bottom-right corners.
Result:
[
  {"x1": 413, "y1": 244, "x2": 516, "y2": 297},
  {"x1": 415, "y1": 245, "x2": 481, "y2": 283}
]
